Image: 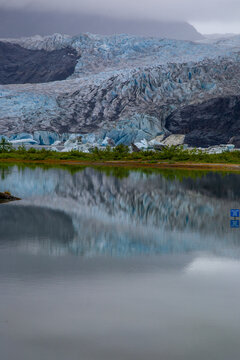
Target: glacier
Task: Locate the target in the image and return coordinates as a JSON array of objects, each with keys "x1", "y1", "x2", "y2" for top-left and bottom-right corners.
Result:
[{"x1": 1, "y1": 33, "x2": 240, "y2": 146}]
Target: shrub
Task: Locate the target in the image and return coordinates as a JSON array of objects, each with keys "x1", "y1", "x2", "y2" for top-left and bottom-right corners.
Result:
[{"x1": 0, "y1": 138, "x2": 13, "y2": 153}]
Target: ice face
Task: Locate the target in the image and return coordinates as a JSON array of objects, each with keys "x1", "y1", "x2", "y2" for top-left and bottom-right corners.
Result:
[{"x1": 1, "y1": 33, "x2": 240, "y2": 144}]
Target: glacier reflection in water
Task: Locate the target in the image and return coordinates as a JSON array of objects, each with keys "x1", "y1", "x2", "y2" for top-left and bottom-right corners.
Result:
[
  {"x1": 0, "y1": 164, "x2": 240, "y2": 257},
  {"x1": 1, "y1": 164, "x2": 240, "y2": 360}
]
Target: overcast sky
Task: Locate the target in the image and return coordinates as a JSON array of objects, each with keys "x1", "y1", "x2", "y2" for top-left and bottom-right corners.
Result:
[{"x1": 1, "y1": 0, "x2": 240, "y2": 34}]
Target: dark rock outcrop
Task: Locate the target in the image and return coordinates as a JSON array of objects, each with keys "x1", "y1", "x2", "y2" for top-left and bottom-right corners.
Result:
[
  {"x1": 0, "y1": 192, "x2": 20, "y2": 203},
  {"x1": 165, "y1": 96, "x2": 240, "y2": 147},
  {"x1": 0, "y1": 41, "x2": 79, "y2": 84},
  {"x1": 228, "y1": 136, "x2": 240, "y2": 148}
]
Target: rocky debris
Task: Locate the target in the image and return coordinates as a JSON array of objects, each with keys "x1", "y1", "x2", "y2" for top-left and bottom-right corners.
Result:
[
  {"x1": 0, "y1": 41, "x2": 79, "y2": 84},
  {"x1": 0, "y1": 192, "x2": 20, "y2": 204},
  {"x1": 146, "y1": 134, "x2": 185, "y2": 150},
  {"x1": 161, "y1": 134, "x2": 185, "y2": 147},
  {"x1": 149, "y1": 135, "x2": 165, "y2": 144}
]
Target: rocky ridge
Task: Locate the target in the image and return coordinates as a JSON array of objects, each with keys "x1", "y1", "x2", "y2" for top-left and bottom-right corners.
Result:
[{"x1": 0, "y1": 41, "x2": 79, "y2": 84}]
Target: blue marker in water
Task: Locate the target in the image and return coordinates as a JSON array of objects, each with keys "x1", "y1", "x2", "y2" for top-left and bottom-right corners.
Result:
[
  {"x1": 231, "y1": 220, "x2": 240, "y2": 228},
  {"x1": 230, "y1": 209, "x2": 240, "y2": 218}
]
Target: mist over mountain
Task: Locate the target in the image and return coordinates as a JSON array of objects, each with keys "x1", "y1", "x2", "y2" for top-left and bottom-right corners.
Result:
[
  {"x1": 204, "y1": 33, "x2": 238, "y2": 40},
  {"x1": 0, "y1": 8, "x2": 203, "y2": 41}
]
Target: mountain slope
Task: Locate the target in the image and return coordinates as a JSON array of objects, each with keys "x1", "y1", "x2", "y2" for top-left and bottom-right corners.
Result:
[
  {"x1": 0, "y1": 8, "x2": 204, "y2": 41},
  {"x1": 165, "y1": 96, "x2": 240, "y2": 147},
  {"x1": 0, "y1": 41, "x2": 79, "y2": 84}
]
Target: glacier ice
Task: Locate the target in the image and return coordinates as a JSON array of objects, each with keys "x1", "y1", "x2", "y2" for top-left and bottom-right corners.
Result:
[{"x1": 1, "y1": 33, "x2": 240, "y2": 144}]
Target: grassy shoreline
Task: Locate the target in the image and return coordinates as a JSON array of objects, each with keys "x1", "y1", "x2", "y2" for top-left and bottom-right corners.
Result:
[
  {"x1": 1, "y1": 145, "x2": 240, "y2": 171},
  {"x1": 1, "y1": 157, "x2": 240, "y2": 172}
]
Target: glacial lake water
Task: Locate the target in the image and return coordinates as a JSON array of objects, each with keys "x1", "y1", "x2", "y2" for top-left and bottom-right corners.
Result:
[{"x1": 1, "y1": 163, "x2": 240, "y2": 360}]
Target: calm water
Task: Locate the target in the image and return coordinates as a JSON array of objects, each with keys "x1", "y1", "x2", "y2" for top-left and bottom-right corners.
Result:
[{"x1": 1, "y1": 164, "x2": 240, "y2": 360}]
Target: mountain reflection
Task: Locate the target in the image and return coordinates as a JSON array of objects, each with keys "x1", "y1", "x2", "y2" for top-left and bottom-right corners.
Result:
[
  {"x1": 1, "y1": 165, "x2": 240, "y2": 257},
  {"x1": 0, "y1": 205, "x2": 75, "y2": 242}
]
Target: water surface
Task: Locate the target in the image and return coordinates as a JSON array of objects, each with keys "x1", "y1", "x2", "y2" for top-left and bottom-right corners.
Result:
[{"x1": 1, "y1": 164, "x2": 240, "y2": 360}]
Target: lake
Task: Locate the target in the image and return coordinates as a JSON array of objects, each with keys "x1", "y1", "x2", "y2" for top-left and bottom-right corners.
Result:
[{"x1": 1, "y1": 163, "x2": 240, "y2": 360}]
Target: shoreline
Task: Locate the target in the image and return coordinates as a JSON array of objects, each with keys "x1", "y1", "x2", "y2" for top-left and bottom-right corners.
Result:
[{"x1": 1, "y1": 158, "x2": 240, "y2": 171}]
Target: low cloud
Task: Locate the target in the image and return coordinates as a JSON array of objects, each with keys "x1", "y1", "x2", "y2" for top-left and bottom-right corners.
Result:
[{"x1": 1, "y1": 0, "x2": 240, "y2": 23}]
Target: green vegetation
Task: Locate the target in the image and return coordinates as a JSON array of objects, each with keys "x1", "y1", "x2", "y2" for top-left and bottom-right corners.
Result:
[
  {"x1": 0, "y1": 160, "x2": 237, "y2": 185},
  {"x1": 0, "y1": 138, "x2": 13, "y2": 152},
  {"x1": 1, "y1": 140, "x2": 240, "y2": 164}
]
